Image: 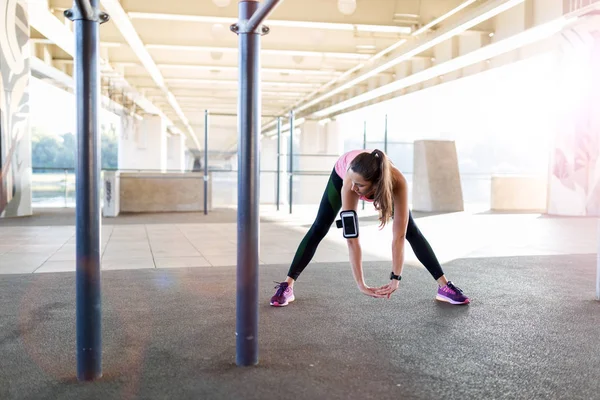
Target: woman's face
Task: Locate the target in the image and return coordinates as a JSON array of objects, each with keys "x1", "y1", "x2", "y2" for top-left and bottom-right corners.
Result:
[{"x1": 347, "y1": 169, "x2": 374, "y2": 197}]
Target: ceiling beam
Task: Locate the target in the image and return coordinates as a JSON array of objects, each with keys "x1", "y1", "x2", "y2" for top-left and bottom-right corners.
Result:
[
  {"x1": 260, "y1": 0, "x2": 527, "y2": 132},
  {"x1": 127, "y1": 12, "x2": 413, "y2": 35},
  {"x1": 27, "y1": 1, "x2": 187, "y2": 136},
  {"x1": 312, "y1": 13, "x2": 579, "y2": 118},
  {"x1": 155, "y1": 64, "x2": 345, "y2": 76},
  {"x1": 100, "y1": 0, "x2": 201, "y2": 149}
]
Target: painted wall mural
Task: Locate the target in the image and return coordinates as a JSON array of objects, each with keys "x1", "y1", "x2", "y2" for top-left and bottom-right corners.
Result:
[
  {"x1": 548, "y1": 19, "x2": 600, "y2": 216},
  {"x1": 0, "y1": 0, "x2": 32, "y2": 218}
]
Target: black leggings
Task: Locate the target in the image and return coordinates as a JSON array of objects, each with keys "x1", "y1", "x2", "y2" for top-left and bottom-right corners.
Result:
[{"x1": 287, "y1": 168, "x2": 445, "y2": 281}]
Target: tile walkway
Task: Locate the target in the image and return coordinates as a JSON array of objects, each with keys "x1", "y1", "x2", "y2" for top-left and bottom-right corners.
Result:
[{"x1": 0, "y1": 206, "x2": 598, "y2": 275}]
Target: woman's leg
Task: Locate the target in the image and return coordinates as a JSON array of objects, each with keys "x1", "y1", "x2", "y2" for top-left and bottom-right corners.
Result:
[
  {"x1": 404, "y1": 211, "x2": 446, "y2": 284},
  {"x1": 285, "y1": 169, "x2": 343, "y2": 283},
  {"x1": 404, "y1": 211, "x2": 470, "y2": 304}
]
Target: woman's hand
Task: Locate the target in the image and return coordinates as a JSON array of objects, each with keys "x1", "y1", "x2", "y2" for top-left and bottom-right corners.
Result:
[
  {"x1": 358, "y1": 284, "x2": 389, "y2": 298},
  {"x1": 374, "y1": 280, "x2": 400, "y2": 298}
]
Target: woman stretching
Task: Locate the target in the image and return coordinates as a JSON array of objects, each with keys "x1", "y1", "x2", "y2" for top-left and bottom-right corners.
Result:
[{"x1": 270, "y1": 149, "x2": 470, "y2": 306}]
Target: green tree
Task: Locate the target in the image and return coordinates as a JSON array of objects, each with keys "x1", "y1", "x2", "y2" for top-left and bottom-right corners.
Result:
[
  {"x1": 31, "y1": 126, "x2": 60, "y2": 168},
  {"x1": 30, "y1": 123, "x2": 119, "y2": 170},
  {"x1": 54, "y1": 132, "x2": 76, "y2": 169}
]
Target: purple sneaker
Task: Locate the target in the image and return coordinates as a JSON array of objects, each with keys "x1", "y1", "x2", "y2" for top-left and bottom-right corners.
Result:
[
  {"x1": 436, "y1": 281, "x2": 470, "y2": 305},
  {"x1": 270, "y1": 282, "x2": 295, "y2": 307}
]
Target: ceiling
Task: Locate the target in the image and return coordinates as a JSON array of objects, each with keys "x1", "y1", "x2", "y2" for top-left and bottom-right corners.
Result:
[{"x1": 30, "y1": 0, "x2": 503, "y2": 155}]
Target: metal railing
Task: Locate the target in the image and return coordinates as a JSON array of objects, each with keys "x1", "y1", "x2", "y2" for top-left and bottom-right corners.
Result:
[{"x1": 31, "y1": 165, "x2": 496, "y2": 210}]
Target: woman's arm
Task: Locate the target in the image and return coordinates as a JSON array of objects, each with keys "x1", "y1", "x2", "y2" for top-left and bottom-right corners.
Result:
[
  {"x1": 375, "y1": 168, "x2": 409, "y2": 297},
  {"x1": 341, "y1": 175, "x2": 386, "y2": 298},
  {"x1": 341, "y1": 176, "x2": 364, "y2": 288},
  {"x1": 390, "y1": 169, "x2": 409, "y2": 277}
]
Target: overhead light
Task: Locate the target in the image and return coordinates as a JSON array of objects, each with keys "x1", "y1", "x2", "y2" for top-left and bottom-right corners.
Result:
[
  {"x1": 338, "y1": 0, "x2": 357, "y2": 15},
  {"x1": 146, "y1": 43, "x2": 371, "y2": 60},
  {"x1": 128, "y1": 12, "x2": 412, "y2": 34},
  {"x1": 394, "y1": 13, "x2": 420, "y2": 18},
  {"x1": 157, "y1": 64, "x2": 342, "y2": 76},
  {"x1": 212, "y1": 0, "x2": 231, "y2": 7},
  {"x1": 312, "y1": 15, "x2": 577, "y2": 118},
  {"x1": 489, "y1": 32, "x2": 495, "y2": 37},
  {"x1": 412, "y1": 0, "x2": 478, "y2": 36}
]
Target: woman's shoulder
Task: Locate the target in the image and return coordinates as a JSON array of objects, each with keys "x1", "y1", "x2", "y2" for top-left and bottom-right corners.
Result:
[{"x1": 391, "y1": 166, "x2": 407, "y2": 190}]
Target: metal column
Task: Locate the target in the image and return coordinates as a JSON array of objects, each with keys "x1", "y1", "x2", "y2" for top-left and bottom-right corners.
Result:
[
  {"x1": 231, "y1": 0, "x2": 282, "y2": 367},
  {"x1": 204, "y1": 110, "x2": 209, "y2": 215},
  {"x1": 289, "y1": 111, "x2": 295, "y2": 215},
  {"x1": 276, "y1": 117, "x2": 281, "y2": 211},
  {"x1": 64, "y1": 0, "x2": 109, "y2": 381}
]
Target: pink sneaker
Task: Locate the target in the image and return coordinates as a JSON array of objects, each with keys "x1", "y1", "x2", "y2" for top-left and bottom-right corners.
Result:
[
  {"x1": 270, "y1": 282, "x2": 295, "y2": 307},
  {"x1": 436, "y1": 281, "x2": 470, "y2": 305}
]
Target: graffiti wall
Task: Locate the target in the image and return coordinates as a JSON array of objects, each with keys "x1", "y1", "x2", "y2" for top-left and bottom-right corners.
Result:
[
  {"x1": 0, "y1": 0, "x2": 32, "y2": 218},
  {"x1": 547, "y1": 19, "x2": 600, "y2": 216}
]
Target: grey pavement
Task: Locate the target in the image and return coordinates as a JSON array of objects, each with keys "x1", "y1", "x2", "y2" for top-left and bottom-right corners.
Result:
[{"x1": 0, "y1": 207, "x2": 599, "y2": 399}]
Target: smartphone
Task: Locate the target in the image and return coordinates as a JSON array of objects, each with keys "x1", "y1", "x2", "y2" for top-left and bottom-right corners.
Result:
[{"x1": 340, "y1": 210, "x2": 359, "y2": 239}]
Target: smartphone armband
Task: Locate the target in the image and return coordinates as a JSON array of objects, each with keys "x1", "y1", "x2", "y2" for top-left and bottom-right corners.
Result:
[{"x1": 338, "y1": 210, "x2": 359, "y2": 239}]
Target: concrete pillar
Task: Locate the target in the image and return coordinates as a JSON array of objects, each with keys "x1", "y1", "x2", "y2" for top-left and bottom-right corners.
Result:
[
  {"x1": 491, "y1": 1, "x2": 527, "y2": 68},
  {"x1": 259, "y1": 136, "x2": 276, "y2": 205},
  {"x1": 167, "y1": 133, "x2": 186, "y2": 172},
  {"x1": 0, "y1": 0, "x2": 32, "y2": 218},
  {"x1": 294, "y1": 120, "x2": 345, "y2": 205},
  {"x1": 118, "y1": 114, "x2": 168, "y2": 171},
  {"x1": 410, "y1": 58, "x2": 432, "y2": 91},
  {"x1": 412, "y1": 140, "x2": 464, "y2": 213}
]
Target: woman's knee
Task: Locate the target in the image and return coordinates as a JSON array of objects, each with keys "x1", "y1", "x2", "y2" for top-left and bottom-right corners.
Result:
[
  {"x1": 405, "y1": 223, "x2": 421, "y2": 242},
  {"x1": 311, "y1": 221, "x2": 331, "y2": 239}
]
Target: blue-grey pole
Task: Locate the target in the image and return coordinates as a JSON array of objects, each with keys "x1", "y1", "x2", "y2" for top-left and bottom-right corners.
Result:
[
  {"x1": 276, "y1": 117, "x2": 281, "y2": 211},
  {"x1": 204, "y1": 109, "x2": 209, "y2": 215},
  {"x1": 289, "y1": 111, "x2": 294, "y2": 215},
  {"x1": 384, "y1": 114, "x2": 388, "y2": 154},
  {"x1": 231, "y1": 0, "x2": 281, "y2": 367},
  {"x1": 64, "y1": 0, "x2": 109, "y2": 382}
]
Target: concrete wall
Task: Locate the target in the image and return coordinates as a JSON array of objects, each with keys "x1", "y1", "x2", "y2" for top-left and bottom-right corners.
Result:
[
  {"x1": 118, "y1": 115, "x2": 168, "y2": 172},
  {"x1": 119, "y1": 172, "x2": 212, "y2": 213}
]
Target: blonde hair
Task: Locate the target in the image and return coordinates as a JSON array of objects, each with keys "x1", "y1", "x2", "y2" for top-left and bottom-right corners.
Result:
[{"x1": 349, "y1": 149, "x2": 394, "y2": 228}]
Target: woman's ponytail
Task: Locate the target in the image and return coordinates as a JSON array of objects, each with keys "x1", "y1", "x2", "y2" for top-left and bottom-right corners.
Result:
[{"x1": 370, "y1": 150, "x2": 394, "y2": 228}]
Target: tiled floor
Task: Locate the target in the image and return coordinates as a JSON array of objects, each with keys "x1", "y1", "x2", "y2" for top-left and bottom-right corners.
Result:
[{"x1": 0, "y1": 206, "x2": 598, "y2": 275}]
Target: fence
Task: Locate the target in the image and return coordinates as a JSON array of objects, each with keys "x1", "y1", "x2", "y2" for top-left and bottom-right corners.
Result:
[{"x1": 31, "y1": 166, "x2": 494, "y2": 210}]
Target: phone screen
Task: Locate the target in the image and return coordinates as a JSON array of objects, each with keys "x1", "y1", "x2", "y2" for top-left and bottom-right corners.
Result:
[{"x1": 342, "y1": 215, "x2": 356, "y2": 236}]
